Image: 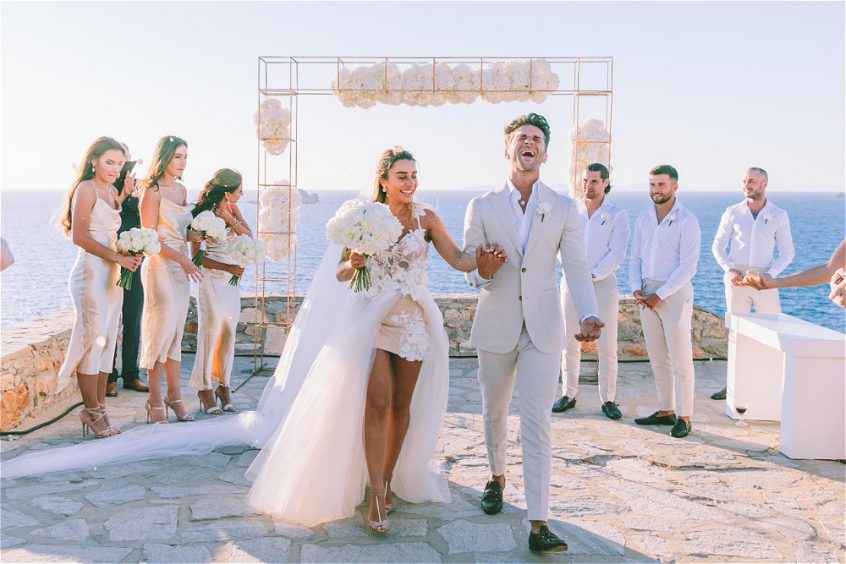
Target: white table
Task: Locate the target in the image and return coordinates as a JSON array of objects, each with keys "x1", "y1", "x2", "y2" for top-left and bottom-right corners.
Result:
[{"x1": 726, "y1": 313, "x2": 846, "y2": 460}]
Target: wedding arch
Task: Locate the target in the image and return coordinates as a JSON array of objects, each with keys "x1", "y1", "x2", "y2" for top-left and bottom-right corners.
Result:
[{"x1": 250, "y1": 56, "x2": 614, "y2": 371}]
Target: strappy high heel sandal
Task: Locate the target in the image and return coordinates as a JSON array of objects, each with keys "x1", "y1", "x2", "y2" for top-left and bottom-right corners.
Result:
[
  {"x1": 384, "y1": 478, "x2": 393, "y2": 515},
  {"x1": 214, "y1": 384, "x2": 237, "y2": 412},
  {"x1": 198, "y1": 389, "x2": 223, "y2": 415},
  {"x1": 145, "y1": 401, "x2": 168, "y2": 424},
  {"x1": 80, "y1": 407, "x2": 116, "y2": 438},
  {"x1": 97, "y1": 404, "x2": 121, "y2": 435},
  {"x1": 163, "y1": 395, "x2": 195, "y2": 422},
  {"x1": 367, "y1": 489, "x2": 389, "y2": 535}
]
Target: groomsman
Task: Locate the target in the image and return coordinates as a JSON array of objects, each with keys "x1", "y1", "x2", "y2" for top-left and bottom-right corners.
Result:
[
  {"x1": 631, "y1": 165, "x2": 700, "y2": 438},
  {"x1": 552, "y1": 163, "x2": 629, "y2": 419},
  {"x1": 464, "y1": 112, "x2": 602, "y2": 552},
  {"x1": 709, "y1": 167, "x2": 794, "y2": 400}
]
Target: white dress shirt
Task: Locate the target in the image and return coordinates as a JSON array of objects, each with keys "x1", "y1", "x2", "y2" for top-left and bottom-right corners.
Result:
[
  {"x1": 711, "y1": 199, "x2": 794, "y2": 277},
  {"x1": 629, "y1": 199, "x2": 701, "y2": 300},
  {"x1": 507, "y1": 178, "x2": 539, "y2": 253},
  {"x1": 578, "y1": 198, "x2": 630, "y2": 280}
]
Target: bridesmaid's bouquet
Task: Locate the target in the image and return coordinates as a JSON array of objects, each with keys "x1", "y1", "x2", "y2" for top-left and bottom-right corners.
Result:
[
  {"x1": 115, "y1": 227, "x2": 160, "y2": 290},
  {"x1": 190, "y1": 211, "x2": 227, "y2": 267},
  {"x1": 228, "y1": 235, "x2": 265, "y2": 286},
  {"x1": 326, "y1": 199, "x2": 402, "y2": 292}
]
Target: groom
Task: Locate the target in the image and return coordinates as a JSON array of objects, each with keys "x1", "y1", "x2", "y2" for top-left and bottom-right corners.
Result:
[{"x1": 463, "y1": 112, "x2": 603, "y2": 553}]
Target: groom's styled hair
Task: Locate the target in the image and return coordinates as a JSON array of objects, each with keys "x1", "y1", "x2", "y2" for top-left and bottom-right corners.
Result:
[{"x1": 504, "y1": 113, "x2": 551, "y2": 148}]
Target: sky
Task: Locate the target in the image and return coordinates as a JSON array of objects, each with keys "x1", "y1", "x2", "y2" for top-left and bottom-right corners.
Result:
[{"x1": 1, "y1": 1, "x2": 844, "y2": 194}]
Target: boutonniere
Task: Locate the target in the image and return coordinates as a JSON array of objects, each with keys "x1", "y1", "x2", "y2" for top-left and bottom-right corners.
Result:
[
  {"x1": 536, "y1": 202, "x2": 552, "y2": 222},
  {"x1": 600, "y1": 212, "x2": 610, "y2": 226},
  {"x1": 667, "y1": 210, "x2": 678, "y2": 227}
]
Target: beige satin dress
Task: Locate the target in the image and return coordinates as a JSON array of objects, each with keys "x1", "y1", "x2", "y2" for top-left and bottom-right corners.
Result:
[
  {"x1": 139, "y1": 197, "x2": 192, "y2": 369},
  {"x1": 189, "y1": 227, "x2": 241, "y2": 391},
  {"x1": 57, "y1": 194, "x2": 123, "y2": 391}
]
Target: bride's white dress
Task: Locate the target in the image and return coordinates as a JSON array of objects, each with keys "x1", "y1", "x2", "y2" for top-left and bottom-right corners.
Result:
[{"x1": 1, "y1": 204, "x2": 451, "y2": 527}]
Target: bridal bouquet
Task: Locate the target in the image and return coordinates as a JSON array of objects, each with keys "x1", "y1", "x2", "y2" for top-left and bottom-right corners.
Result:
[
  {"x1": 228, "y1": 235, "x2": 265, "y2": 286},
  {"x1": 326, "y1": 200, "x2": 402, "y2": 292},
  {"x1": 115, "y1": 227, "x2": 160, "y2": 290},
  {"x1": 190, "y1": 211, "x2": 227, "y2": 267}
]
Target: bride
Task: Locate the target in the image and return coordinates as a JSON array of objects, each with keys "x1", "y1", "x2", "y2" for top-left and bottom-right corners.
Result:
[{"x1": 2, "y1": 147, "x2": 499, "y2": 530}]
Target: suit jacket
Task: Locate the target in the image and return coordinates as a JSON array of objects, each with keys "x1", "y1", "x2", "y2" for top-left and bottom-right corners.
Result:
[{"x1": 463, "y1": 181, "x2": 598, "y2": 355}]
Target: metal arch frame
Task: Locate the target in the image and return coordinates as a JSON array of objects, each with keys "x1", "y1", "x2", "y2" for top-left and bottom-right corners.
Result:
[{"x1": 252, "y1": 55, "x2": 614, "y2": 372}]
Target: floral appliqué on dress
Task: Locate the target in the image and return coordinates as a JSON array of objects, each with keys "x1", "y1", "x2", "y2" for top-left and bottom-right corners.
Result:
[{"x1": 367, "y1": 205, "x2": 431, "y2": 361}]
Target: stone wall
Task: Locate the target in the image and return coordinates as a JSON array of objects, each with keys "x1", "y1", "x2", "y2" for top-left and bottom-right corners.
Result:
[
  {"x1": 1, "y1": 294, "x2": 728, "y2": 431},
  {"x1": 1, "y1": 310, "x2": 78, "y2": 432},
  {"x1": 183, "y1": 294, "x2": 729, "y2": 360}
]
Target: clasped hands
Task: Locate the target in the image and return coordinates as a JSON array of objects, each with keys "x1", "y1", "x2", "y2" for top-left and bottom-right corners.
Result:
[
  {"x1": 475, "y1": 243, "x2": 508, "y2": 279},
  {"x1": 633, "y1": 290, "x2": 662, "y2": 310}
]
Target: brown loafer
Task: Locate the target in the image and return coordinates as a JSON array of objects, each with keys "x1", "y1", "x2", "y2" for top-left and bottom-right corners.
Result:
[
  {"x1": 106, "y1": 382, "x2": 118, "y2": 397},
  {"x1": 123, "y1": 378, "x2": 150, "y2": 392}
]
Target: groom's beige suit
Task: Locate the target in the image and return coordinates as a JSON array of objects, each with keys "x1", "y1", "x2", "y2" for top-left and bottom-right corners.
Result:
[{"x1": 464, "y1": 180, "x2": 598, "y2": 521}]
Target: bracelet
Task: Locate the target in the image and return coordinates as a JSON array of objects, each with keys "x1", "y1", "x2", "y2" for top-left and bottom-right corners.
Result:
[
  {"x1": 114, "y1": 251, "x2": 120, "y2": 263},
  {"x1": 231, "y1": 220, "x2": 242, "y2": 228}
]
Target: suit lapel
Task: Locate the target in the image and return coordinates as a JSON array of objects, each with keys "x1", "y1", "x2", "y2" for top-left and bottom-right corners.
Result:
[
  {"x1": 490, "y1": 184, "x2": 522, "y2": 256},
  {"x1": 523, "y1": 183, "x2": 549, "y2": 257}
]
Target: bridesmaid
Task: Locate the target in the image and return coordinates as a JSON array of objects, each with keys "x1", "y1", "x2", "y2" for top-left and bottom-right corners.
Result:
[
  {"x1": 188, "y1": 168, "x2": 253, "y2": 414},
  {"x1": 57, "y1": 137, "x2": 142, "y2": 438},
  {"x1": 138, "y1": 135, "x2": 202, "y2": 424}
]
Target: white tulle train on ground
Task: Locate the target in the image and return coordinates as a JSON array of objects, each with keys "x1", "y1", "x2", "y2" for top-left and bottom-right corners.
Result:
[{"x1": 1, "y1": 242, "x2": 451, "y2": 526}]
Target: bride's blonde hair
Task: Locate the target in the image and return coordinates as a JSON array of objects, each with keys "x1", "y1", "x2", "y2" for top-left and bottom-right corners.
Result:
[{"x1": 372, "y1": 146, "x2": 415, "y2": 204}]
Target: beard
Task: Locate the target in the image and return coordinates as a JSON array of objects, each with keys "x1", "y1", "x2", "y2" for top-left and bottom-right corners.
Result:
[{"x1": 651, "y1": 193, "x2": 672, "y2": 205}]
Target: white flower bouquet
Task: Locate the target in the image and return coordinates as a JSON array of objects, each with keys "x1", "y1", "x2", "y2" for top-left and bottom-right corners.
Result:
[
  {"x1": 115, "y1": 227, "x2": 160, "y2": 290},
  {"x1": 326, "y1": 199, "x2": 403, "y2": 292},
  {"x1": 228, "y1": 235, "x2": 265, "y2": 286},
  {"x1": 190, "y1": 211, "x2": 227, "y2": 267}
]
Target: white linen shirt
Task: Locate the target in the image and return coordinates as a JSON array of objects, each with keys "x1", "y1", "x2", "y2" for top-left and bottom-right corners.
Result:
[
  {"x1": 578, "y1": 198, "x2": 630, "y2": 281},
  {"x1": 629, "y1": 199, "x2": 701, "y2": 300},
  {"x1": 507, "y1": 178, "x2": 539, "y2": 254},
  {"x1": 711, "y1": 199, "x2": 794, "y2": 277}
]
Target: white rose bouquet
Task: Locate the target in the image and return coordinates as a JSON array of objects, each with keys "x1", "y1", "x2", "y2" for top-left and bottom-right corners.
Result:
[
  {"x1": 228, "y1": 235, "x2": 265, "y2": 286},
  {"x1": 115, "y1": 227, "x2": 160, "y2": 290},
  {"x1": 326, "y1": 199, "x2": 403, "y2": 293},
  {"x1": 190, "y1": 211, "x2": 227, "y2": 267}
]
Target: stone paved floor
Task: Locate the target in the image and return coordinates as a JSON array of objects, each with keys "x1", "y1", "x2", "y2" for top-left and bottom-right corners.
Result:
[{"x1": 1, "y1": 356, "x2": 844, "y2": 563}]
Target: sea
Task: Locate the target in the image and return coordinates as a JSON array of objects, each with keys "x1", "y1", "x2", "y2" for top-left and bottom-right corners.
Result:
[{"x1": 1, "y1": 190, "x2": 844, "y2": 333}]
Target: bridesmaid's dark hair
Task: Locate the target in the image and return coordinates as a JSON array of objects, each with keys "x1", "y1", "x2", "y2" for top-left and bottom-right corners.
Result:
[
  {"x1": 192, "y1": 168, "x2": 243, "y2": 217},
  {"x1": 373, "y1": 146, "x2": 415, "y2": 204},
  {"x1": 138, "y1": 135, "x2": 188, "y2": 193},
  {"x1": 59, "y1": 136, "x2": 125, "y2": 236}
]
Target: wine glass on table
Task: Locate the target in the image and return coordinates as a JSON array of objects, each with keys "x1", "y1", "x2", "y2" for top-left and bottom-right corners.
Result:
[{"x1": 735, "y1": 399, "x2": 749, "y2": 427}]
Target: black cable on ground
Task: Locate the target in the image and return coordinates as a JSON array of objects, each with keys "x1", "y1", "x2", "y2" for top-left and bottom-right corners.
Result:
[{"x1": 0, "y1": 401, "x2": 84, "y2": 437}]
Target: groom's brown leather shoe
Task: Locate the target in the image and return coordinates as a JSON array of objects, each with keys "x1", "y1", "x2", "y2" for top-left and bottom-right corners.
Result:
[
  {"x1": 481, "y1": 480, "x2": 504, "y2": 515},
  {"x1": 106, "y1": 382, "x2": 118, "y2": 397},
  {"x1": 123, "y1": 378, "x2": 149, "y2": 392}
]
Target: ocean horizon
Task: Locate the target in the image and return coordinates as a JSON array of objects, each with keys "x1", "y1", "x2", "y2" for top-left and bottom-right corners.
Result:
[{"x1": 1, "y1": 189, "x2": 844, "y2": 333}]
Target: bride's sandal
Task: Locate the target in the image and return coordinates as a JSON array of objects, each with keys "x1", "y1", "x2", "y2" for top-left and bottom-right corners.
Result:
[
  {"x1": 367, "y1": 490, "x2": 389, "y2": 535},
  {"x1": 163, "y1": 395, "x2": 195, "y2": 422},
  {"x1": 198, "y1": 390, "x2": 223, "y2": 415}
]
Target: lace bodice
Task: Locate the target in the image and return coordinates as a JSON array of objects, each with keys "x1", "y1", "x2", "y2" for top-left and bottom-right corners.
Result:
[{"x1": 365, "y1": 207, "x2": 429, "y2": 302}]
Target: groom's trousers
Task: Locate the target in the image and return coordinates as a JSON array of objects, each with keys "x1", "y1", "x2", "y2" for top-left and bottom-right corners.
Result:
[{"x1": 478, "y1": 324, "x2": 560, "y2": 521}]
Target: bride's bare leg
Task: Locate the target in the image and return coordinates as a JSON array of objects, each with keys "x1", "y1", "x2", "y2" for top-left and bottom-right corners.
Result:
[
  {"x1": 364, "y1": 349, "x2": 392, "y2": 523},
  {"x1": 383, "y1": 356, "x2": 423, "y2": 508}
]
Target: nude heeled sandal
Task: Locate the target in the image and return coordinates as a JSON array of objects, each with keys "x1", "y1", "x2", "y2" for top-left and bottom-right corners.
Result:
[
  {"x1": 163, "y1": 396, "x2": 195, "y2": 422},
  {"x1": 367, "y1": 487, "x2": 389, "y2": 535}
]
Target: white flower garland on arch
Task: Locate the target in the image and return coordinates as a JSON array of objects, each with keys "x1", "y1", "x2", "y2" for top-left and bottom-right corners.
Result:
[
  {"x1": 259, "y1": 180, "x2": 301, "y2": 261},
  {"x1": 331, "y1": 59, "x2": 560, "y2": 109},
  {"x1": 254, "y1": 98, "x2": 291, "y2": 155},
  {"x1": 569, "y1": 119, "x2": 611, "y2": 199}
]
